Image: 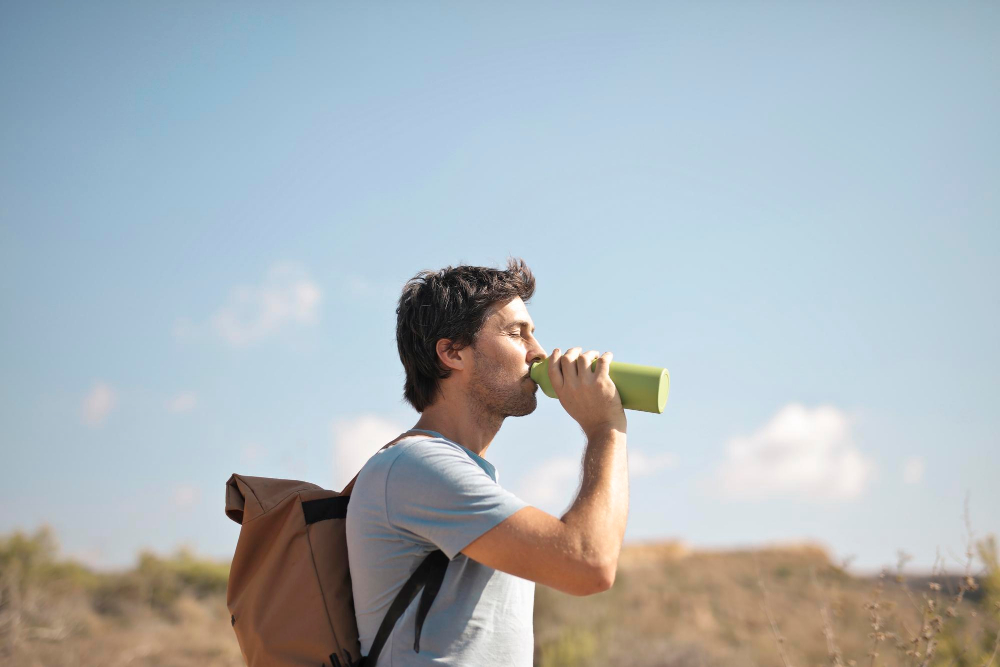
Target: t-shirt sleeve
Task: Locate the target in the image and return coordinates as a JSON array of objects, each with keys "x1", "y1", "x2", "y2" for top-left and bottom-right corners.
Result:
[{"x1": 384, "y1": 441, "x2": 531, "y2": 560}]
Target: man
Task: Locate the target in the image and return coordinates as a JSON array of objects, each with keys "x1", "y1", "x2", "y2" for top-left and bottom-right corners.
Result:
[{"x1": 345, "y1": 257, "x2": 628, "y2": 665}]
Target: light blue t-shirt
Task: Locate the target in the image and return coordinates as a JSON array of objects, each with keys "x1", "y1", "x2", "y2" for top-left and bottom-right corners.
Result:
[{"x1": 345, "y1": 429, "x2": 535, "y2": 666}]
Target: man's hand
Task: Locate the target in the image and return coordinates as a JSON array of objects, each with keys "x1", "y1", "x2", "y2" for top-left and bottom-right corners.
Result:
[{"x1": 546, "y1": 347, "x2": 626, "y2": 435}]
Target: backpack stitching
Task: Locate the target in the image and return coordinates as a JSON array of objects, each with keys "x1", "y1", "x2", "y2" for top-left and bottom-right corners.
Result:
[{"x1": 303, "y1": 520, "x2": 347, "y2": 663}]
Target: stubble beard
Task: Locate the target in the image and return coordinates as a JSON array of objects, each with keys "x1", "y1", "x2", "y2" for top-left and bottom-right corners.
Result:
[{"x1": 468, "y1": 354, "x2": 538, "y2": 428}]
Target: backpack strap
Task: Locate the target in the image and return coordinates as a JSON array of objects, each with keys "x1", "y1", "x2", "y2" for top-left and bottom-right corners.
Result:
[
  {"x1": 362, "y1": 549, "x2": 449, "y2": 666},
  {"x1": 346, "y1": 429, "x2": 452, "y2": 666}
]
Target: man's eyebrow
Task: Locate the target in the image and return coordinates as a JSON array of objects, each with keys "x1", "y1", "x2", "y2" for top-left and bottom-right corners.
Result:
[{"x1": 506, "y1": 319, "x2": 535, "y2": 333}]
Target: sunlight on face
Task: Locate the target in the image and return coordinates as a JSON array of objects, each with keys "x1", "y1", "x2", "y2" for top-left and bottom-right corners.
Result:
[
  {"x1": 468, "y1": 297, "x2": 546, "y2": 418},
  {"x1": 485, "y1": 297, "x2": 544, "y2": 373}
]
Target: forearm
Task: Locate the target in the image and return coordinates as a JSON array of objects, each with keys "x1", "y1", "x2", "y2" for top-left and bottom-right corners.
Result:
[{"x1": 560, "y1": 425, "x2": 629, "y2": 576}]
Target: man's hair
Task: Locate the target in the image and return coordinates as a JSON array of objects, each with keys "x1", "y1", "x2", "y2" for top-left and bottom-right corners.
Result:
[{"x1": 396, "y1": 257, "x2": 536, "y2": 412}]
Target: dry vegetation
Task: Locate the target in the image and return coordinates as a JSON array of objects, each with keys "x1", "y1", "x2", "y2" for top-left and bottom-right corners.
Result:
[
  {"x1": 532, "y1": 502, "x2": 1000, "y2": 667},
  {"x1": 2, "y1": 520, "x2": 997, "y2": 667},
  {"x1": 0, "y1": 527, "x2": 242, "y2": 667}
]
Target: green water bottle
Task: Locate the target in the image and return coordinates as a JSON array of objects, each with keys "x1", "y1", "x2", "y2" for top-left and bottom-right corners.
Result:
[{"x1": 529, "y1": 356, "x2": 670, "y2": 414}]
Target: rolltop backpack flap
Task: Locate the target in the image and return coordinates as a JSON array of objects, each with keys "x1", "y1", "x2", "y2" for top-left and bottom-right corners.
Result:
[
  {"x1": 225, "y1": 474, "x2": 321, "y2": 525},
  {"x1": 226, "y1": 474, "x2": 346, "y2": 667},
  {"x1": 225, "y1": 474, "x2": 254, "y2": 525}
]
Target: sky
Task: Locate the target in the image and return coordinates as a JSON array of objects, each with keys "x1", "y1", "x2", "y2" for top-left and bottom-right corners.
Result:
[{"x1": 1, "y1": 2, "x2": 998, "y2": 576}]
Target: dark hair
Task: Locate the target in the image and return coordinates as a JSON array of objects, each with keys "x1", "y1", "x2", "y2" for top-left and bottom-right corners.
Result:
[{"x1": 396, "y1": 257, "x2": 536, "y2": 412}]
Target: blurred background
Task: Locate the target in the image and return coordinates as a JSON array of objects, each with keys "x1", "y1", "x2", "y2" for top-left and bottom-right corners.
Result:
[{"x1": 2, "y1": 2, "x2": 998, "y2": 666}]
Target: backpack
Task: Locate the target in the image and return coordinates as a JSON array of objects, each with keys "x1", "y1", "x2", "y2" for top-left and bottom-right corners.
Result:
[{"x1": 224, "y1": 430, "x2": 451, "y2": 667}]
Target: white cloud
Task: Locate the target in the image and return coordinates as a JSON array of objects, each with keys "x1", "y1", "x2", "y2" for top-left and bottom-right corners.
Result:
[
  {"x1": 629, "y1": 449, "x2": 677, "y2": 478},
  {"x1": 81, "y1": 382, "x2": 116, "y2": 427},
  {"x1": 172, "y1": 485, "x2": 202, "y2": 509},
  {"x1": 166, "y1": 391, "x2": 197, "y2": 414},
  {"x1": 330, "y1": 414, "x2": 409, "y2": 492},
  {"x1": 175, "y1": 262, "x2": 322, "y2": 347},
  {"x1": 515, "y1": 456, "x2": 581, "y2": 512},
  {"x1": 713, "y1": 403, "x2": 874, "y2": 502},
  {"x1": 903, "y1": 456, "x2": 924, "y2": 484}
]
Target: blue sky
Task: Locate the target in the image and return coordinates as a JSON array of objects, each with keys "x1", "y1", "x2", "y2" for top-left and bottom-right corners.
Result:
[{"x1": 1, "y1": 2, "x2": 997, "y2": 575}]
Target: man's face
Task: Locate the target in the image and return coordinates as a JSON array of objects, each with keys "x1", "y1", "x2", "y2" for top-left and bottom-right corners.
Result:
[{"x1": 467, "y1": 297, "x2": 547, "y2": 419}]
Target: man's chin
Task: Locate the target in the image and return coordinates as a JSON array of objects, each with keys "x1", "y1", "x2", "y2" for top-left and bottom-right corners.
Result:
[
  {"x1": 513, "y1": 393, "x2": 537, "y2": 417},
  {"x1": 498, "y1": 393, "x2": 537, "y2": 418}
]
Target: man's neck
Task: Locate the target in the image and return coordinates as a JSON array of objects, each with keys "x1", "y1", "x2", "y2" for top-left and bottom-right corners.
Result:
[{"x1": 413, "y1": 400, "x2": 502, "y2": 458}]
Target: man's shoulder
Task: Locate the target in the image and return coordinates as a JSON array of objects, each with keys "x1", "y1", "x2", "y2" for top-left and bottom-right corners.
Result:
[
  {"x1": 360, "y1": 436, "x2": 460, "y2": 478},
  {"x1": 385, "y1": 436, "x2": 471, "y2": 473}
]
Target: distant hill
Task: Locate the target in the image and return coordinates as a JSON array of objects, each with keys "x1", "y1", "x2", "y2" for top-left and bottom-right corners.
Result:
[
  {"x1": 534, "y1": 536, "x2": 998, "y2": 666},
  {"x1": 2, "y1": 528, "x2": 997, "y2": 666}
]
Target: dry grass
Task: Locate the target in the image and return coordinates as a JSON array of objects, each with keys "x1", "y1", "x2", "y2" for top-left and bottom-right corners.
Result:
[
  {"x1": 2, "y1": 592, "x2": 243, "y2": 667},
  {"x1": 531, "y1": 499, "x2": 999, "y2": 667},
  {"x1": 2, "y1": 511, "x2": 997, "y2": 667},
  {"x1": 0, "y1": 527, "x2": 242, "y2": 666}
]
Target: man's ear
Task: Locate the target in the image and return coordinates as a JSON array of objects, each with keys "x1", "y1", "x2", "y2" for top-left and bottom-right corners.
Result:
[{"x1": 435, "y1": 338, "x2": 469, "y2": 372}]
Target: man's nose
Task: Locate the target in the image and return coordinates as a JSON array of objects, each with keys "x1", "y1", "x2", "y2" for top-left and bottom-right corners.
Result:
[{"x1": 527, "y1": 341, "x2": 547, "y2": 365}]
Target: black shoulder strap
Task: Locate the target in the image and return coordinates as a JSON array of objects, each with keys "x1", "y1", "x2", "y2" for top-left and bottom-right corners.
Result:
[{"x1": 360, "y1": 549, "x2": 450, "y2": 666}]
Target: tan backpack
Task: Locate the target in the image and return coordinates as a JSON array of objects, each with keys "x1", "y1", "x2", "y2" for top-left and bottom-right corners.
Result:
[{"x1": 224, "y1": 430, "x2": 450, "y2": 667}]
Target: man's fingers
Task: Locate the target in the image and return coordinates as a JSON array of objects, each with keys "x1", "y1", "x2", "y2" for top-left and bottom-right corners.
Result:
[
  {"x1": 548, "y1": 348, "x2": 564, "y2": 388},
  {"x1": 560, "y1": 346, "x2": 583, "y2": 379},
  {"x1": 595, "y1": 351, "x2": 613, "y2": 377},
  {"x1": 577, "y1": 350, "x2": 599, "y2": 379}
]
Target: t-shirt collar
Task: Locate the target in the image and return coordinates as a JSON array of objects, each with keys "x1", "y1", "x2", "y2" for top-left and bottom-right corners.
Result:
[{"x1": 408, "y1": 428, "x2": 498, "y2": 482}]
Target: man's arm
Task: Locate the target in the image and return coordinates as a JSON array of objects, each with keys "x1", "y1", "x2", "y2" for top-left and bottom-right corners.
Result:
[{"x1": 460, "y1": 424, "x2": 628, "y2": 596}]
